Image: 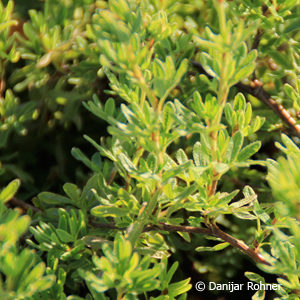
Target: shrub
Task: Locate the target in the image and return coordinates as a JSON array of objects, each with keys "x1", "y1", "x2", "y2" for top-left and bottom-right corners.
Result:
[{"x1": 0, "y1": 0, "x2": 299, "y2": 299}]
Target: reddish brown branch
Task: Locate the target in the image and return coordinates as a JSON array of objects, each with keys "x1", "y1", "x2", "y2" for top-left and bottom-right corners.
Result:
[
  {"x1": 155, "y1": 222, "x2": 271, "y2": 266},
  {"x1": 146, "y1": 222, "x2": 212, "y2": 235},
  {"x1": 0, "y1": 78, "x2": 5, "y2": 98},
  {"x1": 92, "y1": 220, "x2": 300, "y2": 294},
  {"x1": 205, "y1": 222, "x2": 271, "y2": 265},
  {"x1": 191, "y1": 60, "x2": 300, "y2": 137},
  {"x1": 91, "y1": 220, "x2": 271, "y2": 266},
  {"x1": 236, "y1": 82, "x2": 300, "y2": 136}
]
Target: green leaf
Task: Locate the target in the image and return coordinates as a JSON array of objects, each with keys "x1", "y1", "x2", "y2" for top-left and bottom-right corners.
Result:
[
  {"x1": 114, "y1": 233, "x2": 132, "y2": 262},
  {"x1": 71, "y1": 147, "x2": 100, "y2": 172},
  {"x1": 267, "y1": 50, "x2": 293, "y2": 70},
  {"x1": 63, "y1": 183, "x2": 81, "y2": 204},
  {"x1": 284, "y1": 17, "x2": 300, "y2": 33},
  {"x1": 176, "y1": 149, "x2": 188, "y2": 164},
  {"x1": 284, "y1": 84, "x2": 297, "y2": 102},
  {"x1": 91, "y1": 205, "x2": 130, "y2": 217},
  {"x1": 233, "y1": 211, "x2": 257, "y2": 220},
  {"x1": 174, "y1": 58, "x2": 188, "y2": 84},
  {"x1": 193, "y1": 36, "x2": 224, "y2": 53},
  {"x1": 199, "y1": 52, "x2": 219, "y2": 79},
  {"x1": 162, "y1": 102, "x2": 175, "y2": 132},
  {"x1": 233, "y1": 93, "x2": 246, "y2": 111},
  {"x1": 174, "y1": 184, "x2": 198, "y2": 203},
  {"x1": 281, "y1": 134, "x2": 300, "y2": 154},
  {"x1": 218, "y1": 189, "x2": 239, "y2": 205},
  {"x1": 253, "y1": 201, "x2": 272, "y2": 225},
  {"x1": 251, "y1": 288, "x2": 266, "y2": 300},
  {"x1": 196, "y1": 242, "x2": 230, "y2": 252},
  {"x1": 230, "y1": 194, "x2": 256, "y2": 209},
  {"x1": 38, "y1": 192, "x2": 73, "y2": 205},
  {"x1": 232, "y1": 62, "x2": 256, "y2": 84},
  {"x1": 84, "y1": 135, "x2": 117, "y2": 161},
  {"x1": 228, "y1": 131, "x2": 244, "y2": 162},
  {"x1": 109, "y1": 0, "x2": 131, "y2": 20},
  {"x1": 168, "y1": 278, "x2": 192, "y2": 297},
  {"x1": 56, "y1": 229, "x2": 74, "y2": 243},
  {"x1": 166, "y1": 261, "x2": 179, "y2": 285},
  {"x1": 37, "y1": 51, "x2": 54, "y2": 68},
  {"x1": 58, "y1": 211, "x2": 69, "y2": 232},
  {"x1": 272, "y1": 239, "x2": 295, "y2": 270},
  {"x1": 98, "y1": 256, "x2": 114, "y2": 274},
  {"x1": 237, "y1": 141, "x2": 261, "y2": 162},
  {"x1": 104, "y1": 98, "x2": 115, "y2": 116},
  {"x1": 243, "y1": 185, "x2": 255, "y2": 198},
  {"x1": 212, "y1": 162, "x2": 229, "y2": 174},
  {"x1": 118, "y1": 153, "x2": 137, "y2": 173},
  {"x1": 192, "y1": 91, "x2": 205, "y2": 118},
  {"x1": 249, "y1": 116, "x2": 264, "y2": 134},
  {"x1": 0, "y1": 20, "x2": 18, "y2": 32},
  {"x1": 245, "y1": 272, "x2": 265, "y2": 283},
  {"x1": 193, "y1": 141, "x2": 202, "y2": 166},
  {"x1": 0, "y1": 179, "x2": 20, "y2": 204},
  {"x1": 152, "y1": 57, "x2": 188, "y2": 100},
  {"x1": 224, "y1": 103, "x2": 234, "y2": 127},
  {"x1": 162, "y1": 161, "x2": 192, "y2": 183}
]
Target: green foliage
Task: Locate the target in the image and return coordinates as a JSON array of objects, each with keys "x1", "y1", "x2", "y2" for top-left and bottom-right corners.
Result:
[
  {"x1": 0, "y1": 1, "x2": 20, "y2": 66},
  {"x1": 0, "y1": 179, "x2": 55, "y2": 299},
  {"x1": 0, "y1": 1, "x2": 37, "y2": 148},
  {"x1": 0, "y1": 0, "x2": 299, "y2": 299},
  {"x1": 81, "y1": 233, "x2": 191, "y2": 299},
  {"x1": 268, "y1": 135, "x2": 300, "y2": 218}
]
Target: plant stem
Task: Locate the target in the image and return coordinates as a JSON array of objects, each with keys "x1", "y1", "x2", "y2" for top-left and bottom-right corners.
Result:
[
  {"x1": 215, "y1": 0, "x2": 227, "y2": 38},
  {"x1": 92, "y1": 220, "x2": 271, "y2": 266},
  {"x1": 125, "y1": 76, "x2": 165, "y2": 246},
  {"x1": 125, "y1": 187, "x2": 161, "y2": 246},
  {"x1": 209, "y1": 57, "x2": 229, "y2": 196},
  {"x1": 136, "y1": 70, "x2": 158, "y2": 109},
  {"x1": 208, "y1": 1, "x2": 231, "y2": 196},
  {"x1": 192, "y1": 60, "x2": 300, "y2": 136}
]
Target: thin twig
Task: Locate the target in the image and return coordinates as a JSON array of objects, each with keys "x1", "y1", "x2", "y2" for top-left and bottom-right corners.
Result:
[
  {"x1": 8, "y1": 197, "x2": 42, "y2": 213},
  {"x1": 0, "y1": 78, "x2": 5, "y2": 98},
  {"x1": 251, "y1": 28, "x2": 264, "y2": 51},
  {"x1": 191, "y1": 60, "x2": 300, "y2": 137},
  {"x1": 90, "y1": 220, "x2": 300, "y2": 294},
  {"x1": 236, "y1": 81, "x2": 300, "y2": 136},
  {"x1": 251, "y1": 28, "x2": 264, "y2": 81},
  {"x1": 206, "y1": 222, "x2": 271, "y2": 265},
  {"x1": 91, "y1": 220, "x2": 271, "y2": 266},
  {"x1": 145, "y1": 222, "x2": 212, "y2": 235}
]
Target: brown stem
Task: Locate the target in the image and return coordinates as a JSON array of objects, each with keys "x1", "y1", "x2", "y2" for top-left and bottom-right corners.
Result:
[
  {"x1": 107, "y1": 168, "x2": 117, "y2": 186},
  {"x1": 91, "y1": 220, "x2": 270, "y2": 266},
  {"x1": 251, "y1": 28, "x2": 264, "y2": 51},
  {"x1": 0, "y1": 75, "x2": 5, "y2": 98},
  {"x1": 208, "y1": 178, "x2": 218, "y2": 196},
  {"x1": 191, "y1": 60, "x2": 300, "y2": 137},
  {"x1": 90, "y1": 220, "x2": 300, "y2": 294},
  {"x1": 236, "y1": 82, "x2": 300, "y2": 136},
  {"x1": 157, "y1": 222, "x2": 271, "y2": 266},
  {"x1": 206, "y1": 222, "x2": 270, "y2": 265},
  {"x1": 8, "y1": 197, "x2": 42, "y2": 213}
]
